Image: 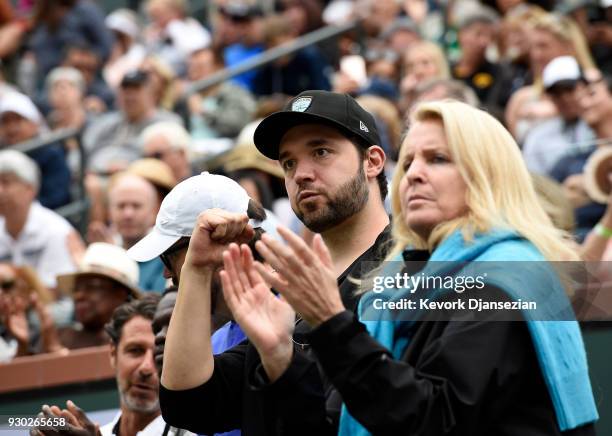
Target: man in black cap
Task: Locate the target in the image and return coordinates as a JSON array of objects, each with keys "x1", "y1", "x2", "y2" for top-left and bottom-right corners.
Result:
[
  {"x1": 252, "y1": 90, "x2": 390, "y2": 303},
  {"x1": 159, "y1": 90, "x2": 391, "y2": 434}
]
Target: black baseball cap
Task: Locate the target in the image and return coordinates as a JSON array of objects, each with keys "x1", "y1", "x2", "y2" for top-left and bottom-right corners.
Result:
[{"x1": 253, "y1": 90, "x2": 381, "y2": 160}]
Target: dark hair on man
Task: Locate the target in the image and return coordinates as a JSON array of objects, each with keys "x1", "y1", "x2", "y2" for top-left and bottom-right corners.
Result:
[
  {"x1": 105, "y1": 294, "x2": 161, "y2": 346},
  {"x1": 349, "y1": 134, "x2": 389, "y2": 201}
]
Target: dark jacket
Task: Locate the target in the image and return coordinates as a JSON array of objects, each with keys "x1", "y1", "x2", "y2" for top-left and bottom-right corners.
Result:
[
  {"x1": 252, "y1": 46, "x2": 331, "y2": 97},
  {"x1": 28, "y1": 141, "x2": 71, "y2": 209},
  {"x1": 307, "y1": 250, "x2": 597, "y2": 436}
]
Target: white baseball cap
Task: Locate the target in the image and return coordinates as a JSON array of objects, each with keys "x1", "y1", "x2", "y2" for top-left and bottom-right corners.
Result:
[
  {"x1": 106, "y1": 9, "x2": 140, "y2": 39},
  {"x1": 542, "y1": 56, "x2": 582, "y2": 91},
  {"x1": 128, "y1": 172, "x2": 254, "y2": 262},
  {"x1": 57, "y1": 242, "x2": 141, "y2": 299},
  {"x1": 0, "y1": 92, "x2": 43, "y2": 125}
]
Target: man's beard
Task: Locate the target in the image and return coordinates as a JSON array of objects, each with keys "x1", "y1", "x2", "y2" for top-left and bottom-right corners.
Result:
[
  {"x1": 120, "y1": 387, "x2": 160, "y2": 414},
  {"x1": 295, "y1": 165, "x2": 369, "y2": 233}
]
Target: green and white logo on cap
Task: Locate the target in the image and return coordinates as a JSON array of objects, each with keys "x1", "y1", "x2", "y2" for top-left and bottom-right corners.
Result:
[{"x1": 292, "y1": 96, "x2": 312, "y2": 112}]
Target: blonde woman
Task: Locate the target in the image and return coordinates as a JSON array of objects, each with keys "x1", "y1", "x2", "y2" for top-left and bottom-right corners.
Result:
[
  {"x1": 221, "y1": 100, "x2": 598, "y2": 435},
  {"x1": 399, "y1": 40, "x2": 450, "y2": 114},
  {"x1": 506, "y1": 12, "x2": 598, "y2": 142}
]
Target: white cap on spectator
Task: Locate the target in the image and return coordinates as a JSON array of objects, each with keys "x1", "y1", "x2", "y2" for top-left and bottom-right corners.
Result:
[
  {"x1": 128, "y1": 172, "x2": 254, "y2": 262},
  {"x1": 323, "y1": 0, "x2": 354, "y2": 26},
  {"x1": 542, "y1": 56, "x2": 582, "y2": 91},
  {"x1": 0, "y1": 150, "x2": 40, "y2": 192},
  {"x1": 45, "y1": 66, "x2": 86, "y2": 93},
  {"x1": 106, "y1": 8, "x2": 140, "y2": 39},
  {"x1": 57, "y1": 243, "x2": 141, "y2": 299},
  {"x1": 0, "y1": 92, "x2": 43, "y2": 125}
]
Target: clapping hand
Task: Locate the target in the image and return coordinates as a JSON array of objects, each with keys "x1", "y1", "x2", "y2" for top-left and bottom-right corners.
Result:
[
  {"x1": 220, "y1": 243, "x2": 295, "y2": 381},
  {"x1": 30, "y1": 401, "x2": 100, "y2": 436},
  {"x1": 253, "y1": 226, "x2": 345, "y2": 327}
]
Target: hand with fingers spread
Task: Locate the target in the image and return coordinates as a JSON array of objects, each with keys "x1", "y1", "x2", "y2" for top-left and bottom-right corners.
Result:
[
  {"x1": 30, "y1": 401, "x2": 100, "y2": 436},
  {"x1": 186, "y1": 209, "x2": 255, "y2": 270},
  {"x1": 253, "y1": 225, "x2": 345, "y2": 327},
  {"x1": 220, "y1": 243, "x2": 295, "y2": 381}
]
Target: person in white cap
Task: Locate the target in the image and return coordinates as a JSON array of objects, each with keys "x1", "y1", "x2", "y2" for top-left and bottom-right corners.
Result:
[
  {"x1": 128, "y1": 171, "x2": 270, "y2": 331},
  {"x1": 0, "y1": 92, "x2": 72, "y2": 209},
  {"x1": 522, "y1": 56, "x2": 595, "y2": 176},
  {"x1": 55, "y1": 242, "x2": 141, "y2": 350},
  {"x1": 0, "y1": 150, "x2": 82, "y2": 289},
  {"x1": 127, "y1": 171, "x2": 266, "y2": 294},
  {"x1": 549, "y1": 72, "x2": 612, "y2": 240}
]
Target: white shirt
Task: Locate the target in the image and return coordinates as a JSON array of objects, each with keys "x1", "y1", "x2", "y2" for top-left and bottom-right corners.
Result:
[
  {"x1": 0, "y1": 202, "x2": 77, "y2": 287},
  {"x1": 100, "y1": 412, "x2": 195, "y2": 436}
]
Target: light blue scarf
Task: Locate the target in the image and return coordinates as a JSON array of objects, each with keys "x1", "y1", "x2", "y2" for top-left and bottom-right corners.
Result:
[{"x1": 338, "y1": 229, "x2": 598, "y2": 435}]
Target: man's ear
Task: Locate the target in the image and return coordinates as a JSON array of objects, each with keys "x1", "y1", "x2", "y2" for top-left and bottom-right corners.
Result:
[
  {"x1": 365, "y1": 145, "x2": 386, "y2": 180},
  {"x1": 109, "y1": 344, "x2": 117, "y2": 370}
]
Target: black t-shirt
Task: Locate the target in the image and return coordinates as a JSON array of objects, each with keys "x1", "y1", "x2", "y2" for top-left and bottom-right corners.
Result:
[{"x1": 452, "y1": 60, "x2": 500, "y2": 106}]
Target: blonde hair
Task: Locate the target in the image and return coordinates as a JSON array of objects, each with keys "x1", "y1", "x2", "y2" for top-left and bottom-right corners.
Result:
[
  {"x1": 532, "y1": 13, "x2": 596, "y2": 73},
  {"x1": 530, "y1": 173, "x2": 575, "y2": 234},
  {"x1": 403, "y1": 40, "x2": 450, "y2": 80},
  {"x1": 141, "y1": 55, "x2": 177, "y2": 110},
  {"x1": 388, "y1": 100, "x2": 579, "y2": 262}
]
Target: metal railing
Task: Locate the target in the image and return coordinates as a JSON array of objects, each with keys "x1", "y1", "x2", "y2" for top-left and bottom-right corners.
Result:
[
  {"x1": 181, "y1": 20, "x2": 359, "y2": 99},
  {"x1": 7, "y1": 19, "x2": 361, "y2": 235}
]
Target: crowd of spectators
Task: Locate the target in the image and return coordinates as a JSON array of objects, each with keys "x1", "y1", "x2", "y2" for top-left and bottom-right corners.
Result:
[{"x1": 0, "y1": 0, "x2": 610, "y2": 432}]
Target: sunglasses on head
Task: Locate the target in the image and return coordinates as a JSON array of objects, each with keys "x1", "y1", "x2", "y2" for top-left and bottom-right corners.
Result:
[{"x1": 159, "y1": 239, "x2": 191, "y2": 272}]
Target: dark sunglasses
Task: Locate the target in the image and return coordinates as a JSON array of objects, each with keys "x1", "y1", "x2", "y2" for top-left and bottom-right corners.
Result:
[
  {"x1": 547, "y1": 82, "x2": 578, "y2": 96},
  {"x1": 159, "y1": 239, "x2": 191, "y2": 272},
  {"x1": 145, "y1": 151, "x2": 165, "y2": 160},
  {"x1": 0, "y1": 279, "x2": 16, "y2": 291}
]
